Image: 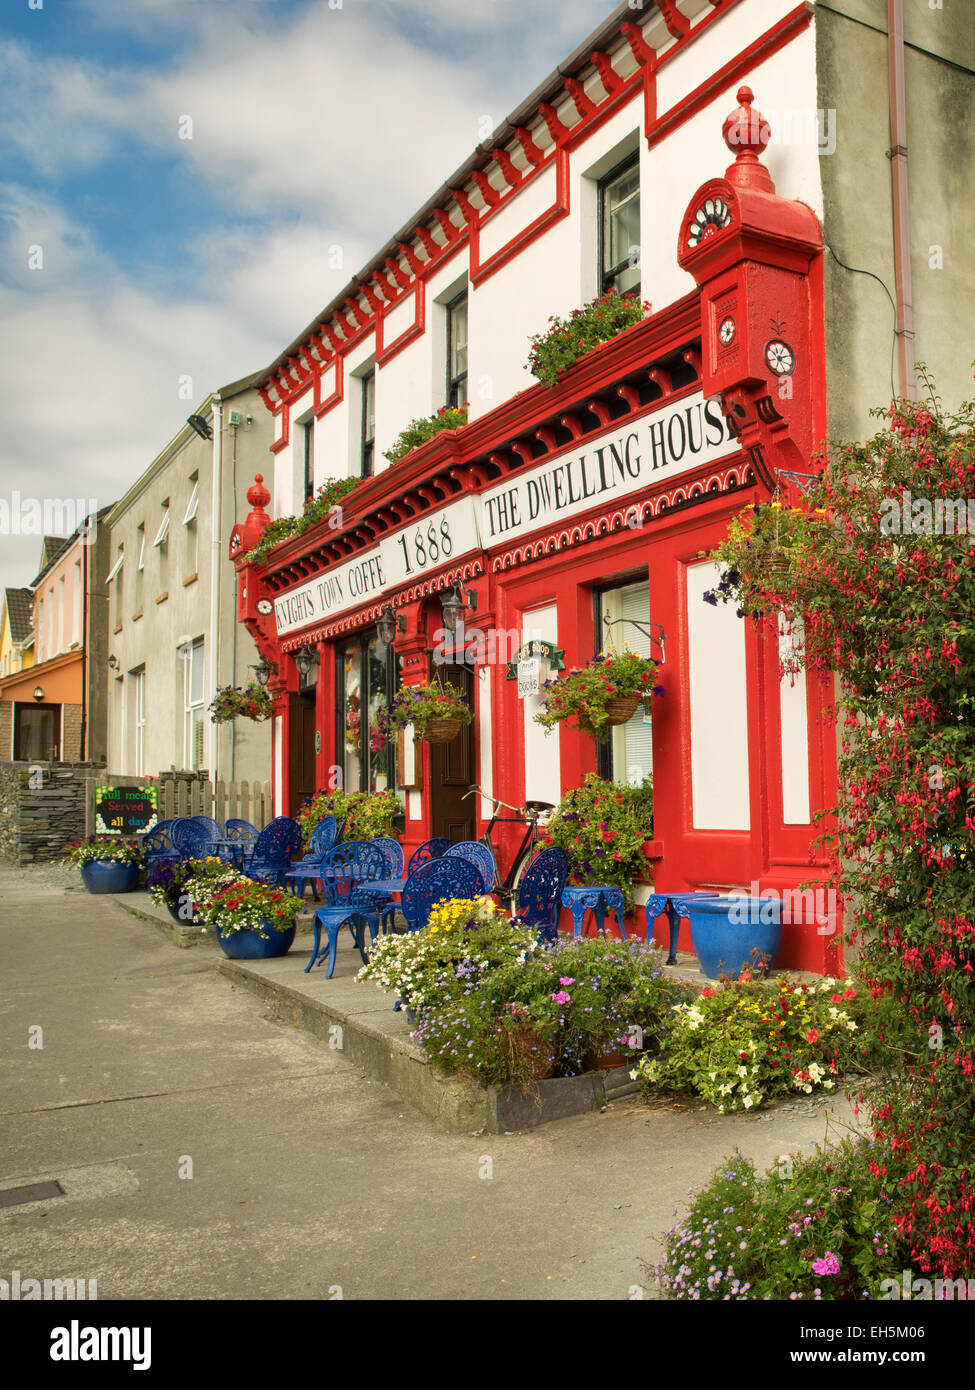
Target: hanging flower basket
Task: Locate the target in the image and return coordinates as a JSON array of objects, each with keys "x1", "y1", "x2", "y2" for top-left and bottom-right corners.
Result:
[
  {"x1": 388, "y1": 679, "x2": 473, "y2": 742},
  {"x1": 424, "y1": 718, "x2": 463, "y2": 744},
  {"x1": 208, "y1": 681, "x2": 274, "y2": 724},
  {"x1": 605, "y1": 693, "x2": 642, "y2": 725},
  {"x1": 534, "y1": 649, "x2": 662, "y2": 742}
]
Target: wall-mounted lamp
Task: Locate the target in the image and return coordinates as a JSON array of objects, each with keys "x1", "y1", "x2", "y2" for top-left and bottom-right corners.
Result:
[
  {"x1": 107, "y1": 654, "x2": 119, "y2": 671},
  {"x1": 376, "y1": 604, "x2": 406, "y2": 646},
  {"x1": 251, "y1": 656, "x2": 279, "y2": 687},
  {"x1": 294, "y1": 646, "x2": 320, "y2": 683},
  {"x1": 186, "y1": 414, "x2": 213, "y2": 441},
  {"x1": 33, "y1": 686, "x2": 44, "y2": 702},
  {"x1": 440, "y1": 583, "x2": 477, "y2": 633}
]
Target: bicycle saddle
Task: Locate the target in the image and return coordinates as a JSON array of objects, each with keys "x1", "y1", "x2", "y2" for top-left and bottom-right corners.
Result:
[{"x1": 524, "y1": 800, "x2": 554, "y2": 813}]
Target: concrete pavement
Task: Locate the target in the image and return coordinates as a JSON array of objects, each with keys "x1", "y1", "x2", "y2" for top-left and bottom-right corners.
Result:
[{"x1": 0, "y1": 864, "x2": 860, "y2": 1301}]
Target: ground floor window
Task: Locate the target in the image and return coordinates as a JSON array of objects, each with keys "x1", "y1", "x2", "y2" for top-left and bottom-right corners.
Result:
[
  {"x1": 595, "y1": 577, "x2": 653, "y2": 786},
  {"x1": 182, "y1": 637, "x2": 205, "y2": 771},
  {"x1": 337, "y1": 631, "x2": 400, "y2": 794}
]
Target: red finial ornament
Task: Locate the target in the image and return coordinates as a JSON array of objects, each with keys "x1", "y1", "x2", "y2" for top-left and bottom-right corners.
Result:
[
  {"x1": 722, "y1": 86, "x2": 774, "y2": 193},
  {"x1": 247, "y1": 473, "x2": 271, "y2": 511}
]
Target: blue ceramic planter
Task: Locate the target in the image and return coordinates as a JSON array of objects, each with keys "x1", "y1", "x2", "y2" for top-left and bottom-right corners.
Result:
[
  {"x1": 80, "y1": 860, "x2": 140, "y2": 894},
  {"x1": 685, "y1": 894, "x2": 782, "y2": 980},
  {"x1": 214, "y1": 920, "x2": 296, "y2": 959}
]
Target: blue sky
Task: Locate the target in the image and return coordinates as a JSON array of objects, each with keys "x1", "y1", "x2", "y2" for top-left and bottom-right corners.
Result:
[{"x1": 0, "y1": 0, "x2": 615, "y2": 594}]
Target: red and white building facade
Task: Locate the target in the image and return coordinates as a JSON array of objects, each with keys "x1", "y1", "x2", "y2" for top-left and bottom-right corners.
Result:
[{"x1": 231, "y1": 0, "x2": 842, "y2": 973}]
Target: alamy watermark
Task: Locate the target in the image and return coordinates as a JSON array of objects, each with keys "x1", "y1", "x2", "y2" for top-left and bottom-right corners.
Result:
[
  {"x1": 880, "y1": 491, "x2": 975, "y2": 536},
  {"x1": 0, "y1": 492, "x2": 98, "y2": 543},
  {"x1": 724, "y1": 880, "x2": 837, "y2": 937},
  {"x1": 1, "y1": 1269, "x2": 97, "y2": 1300}
]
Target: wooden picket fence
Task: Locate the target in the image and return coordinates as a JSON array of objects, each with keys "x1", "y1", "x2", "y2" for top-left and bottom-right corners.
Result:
[{"x1": 85, "y1": 771, "x2": 273, "y2": 836}]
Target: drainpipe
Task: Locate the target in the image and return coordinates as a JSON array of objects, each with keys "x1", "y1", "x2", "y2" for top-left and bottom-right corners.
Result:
[
  {"x1": 888, "y1": 0, "x2": 916, "y2": 401},
  {"x1": 209, "y1": 400, "x2": 223, "y2": 780}
]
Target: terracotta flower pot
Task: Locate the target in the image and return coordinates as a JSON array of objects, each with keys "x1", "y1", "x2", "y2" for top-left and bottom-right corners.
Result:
[
  {"x1": 604, "y1": 694, "x2": 642, "y2": 726},
  {"x1": 424, "y1": 718, "x2": 462, "y2": 744},
  {"x1": 507, "y1": 1028, "x2": 558, "y2": 1080},
  {"x1": 583, "y1": 1041, "x2": 630, "y2": 1071}
]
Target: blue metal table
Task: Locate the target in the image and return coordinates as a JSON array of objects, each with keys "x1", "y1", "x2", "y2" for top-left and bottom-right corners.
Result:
[
  {"x1": 646, "y1": 892, "x2": 721, "y2": 965},
  {"x1": 561, "y1": 886, "x2": 627, "y2": 939}
]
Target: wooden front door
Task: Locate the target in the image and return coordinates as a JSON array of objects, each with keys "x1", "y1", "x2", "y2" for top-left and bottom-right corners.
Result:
[
  {"x1": 429, "y1": 663, "x2": 476, "y2": 843},
  {"x1": 288, "y1": 691, "x2": 317, "y2": 818},
  {"x1": 14, "y1": 703, "x2": 60, "y2": 761}
]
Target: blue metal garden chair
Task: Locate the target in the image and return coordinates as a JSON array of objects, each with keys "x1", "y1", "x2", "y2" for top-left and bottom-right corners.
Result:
[
  {"x1": 140, "y1": 819, "x2": 179, "y2": 883},
  {"x1": 191, "y1": 815, "x2": 223, "y2": 839},
  {"x1": 371, "y1": 836, "x2": 405, "y2": 876},
  {"x1": 285, "y1": 817, "x2": 342, "y2": 900},
  {"x1": 225, "y1": 818, "x2": 260, "y2": 846},
  {"x1": 515, "y1": 847, "x2": 569, "y2": 944},
  {"x1": 242, "y1": 816, "x2": 302, "y2": 885},
  {"x1": 380, "y1": 856, "x2": 482, "y2": 935},
  {"x1": 444, "y1": 841, "x2": 496, "y2": 893},
  {"x1": 305, "y1": 844, "x2": 392, "y2": 975},
  {"x1": 406, "y1": 838, "x2": 450, "y2": 877},
  {"x1": 171, "y1": 817, "x2": 219, "y2": 861}
]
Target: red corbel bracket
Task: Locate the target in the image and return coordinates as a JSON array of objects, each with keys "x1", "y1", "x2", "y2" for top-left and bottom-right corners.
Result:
[
  {"x1": 399, "y1": 242, "x2": 424, "y2": 275},
  {"x1": 535, "y1": 426, "x2": 558, "y2": 453},
  {"x1": 449, "y1": 188, "x2": 479, "y2": 224},
  {"x1": 621, "y1": 21, "x2": 655, "y2": 67},
  {"x1": 492, "y1": 147, "x2": 522, "y2": 187},
  {"x1": 564, "y1": 78, "x2": 595, "y2": 120},
  {"x1": 658, "y1": 1, "x2": 690, "y2": 39},
  {"x1": 434, "y1": 209, "x2": 458, "y2": 241},
  {"x1": 649, "y1": 367, "x2": 674, "y2": 397},
  {"x1": 586, "y1": 398, "x2": 612, "y2": 426},
  {"x1": 538, "y1": 103, "x2": 570, "y2": 144},
  {"x1": 386, "y1": 257, "x2": 411, "y2": 289},
  {"x1": 590, "y1": 51, "x2": 622, "y2": 96},
  {"x1": 515, "y1": 128, "x2": 545, "y2": 167},
  {"x1": 617, "y1": 384, "x2": 641, "y2": 412},
  {"x1": 471, "y1": 171, "x2": 500, "y2": 208},
  {"x1": 415, "y1": 225, "x2": 438, "y2": 259},
  {"x1": 560, "y1": 413, "x2": 584, "y2": 440}
]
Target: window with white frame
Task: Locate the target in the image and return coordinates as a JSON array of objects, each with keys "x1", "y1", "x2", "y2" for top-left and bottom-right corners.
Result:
[
  {"x1": 73, "y1": 559, "x2": 82, "y2": 644},
  {"x1": 154, "y1": 499, "x2": 170, "y2": 592},
  {"x1": 599, "y1": 155, "x2": 641, "y2": 297},
  {"x1": 361, "y1": 371, "x2": 375, "y2": 479},
  {"x1": 182, "y1": 637, "x2": 205, "y2": 771},
  {"x1": 107, "y1": 545, "x2": 124, "y2": 627},
  {"x1": 596, "y1": 578, "x2": 653, "y2": 787},
  {"x1": 301, "y1": 419, "x2": 315, "y2": 501},
  {"x1": 131, "y1": 666, "x2": 146, "y2": 775},
  {"x1": 446, "y1": 291, "x2": 468, "y2": 408},
  {"x1": 183, "y1": 475, "x2": 199, "y2": 577},
  {"x1": 135, "y1": 524, "x2": 145, "y2": 613}
]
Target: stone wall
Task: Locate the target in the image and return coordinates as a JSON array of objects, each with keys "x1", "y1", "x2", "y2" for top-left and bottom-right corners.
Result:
[
  {"x1": 0, "y1": 762, "x2": 104, "y2": 864},
  {"x1": 62, "y1": 704, "x2": 83, "y2": 762},
  {"x1": 0, "y1": 703, "x2": 11, "y2": 761}
]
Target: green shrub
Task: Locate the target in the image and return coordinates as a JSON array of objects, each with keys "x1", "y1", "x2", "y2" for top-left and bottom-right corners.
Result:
[
  {"x1": 541, "y1": 772, "x2": 654, "y2": 909},
  {"x1": 649, "y1": 1139, "x2": 909, "y2": 1301},
  {"x1": 383, "y1": 404, "x2": 467, "y2": 466}
]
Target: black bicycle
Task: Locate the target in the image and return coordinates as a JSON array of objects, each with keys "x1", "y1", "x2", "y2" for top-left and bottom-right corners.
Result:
[{"x1": 462, "y1": 784, "x2": 554, "y2": 911}]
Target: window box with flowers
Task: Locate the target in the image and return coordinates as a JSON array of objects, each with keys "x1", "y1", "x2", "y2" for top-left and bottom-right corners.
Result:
[
  {"x1": 388, "y1": 679, "x2": 473, "y2": 744},
  {"x1": 534, "y1": 649, "x2": 662, "y2": 742},
  {"x1": 525, "y1": 290, "x2": 651, "y2": 389},
  {"x1": 208, "y1": 681, "x2": 274, "y2": 724},
  {"x1": 384, "y1": 403, "x2": 468, "y2": 466},
  {"x1": 243, "y1": 476, "x2": 361, "y2": 568}
]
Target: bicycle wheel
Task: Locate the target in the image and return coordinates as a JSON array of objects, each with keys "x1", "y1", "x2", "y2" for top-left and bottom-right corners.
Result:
[{"x1": 508, "y1": 834, "x2": 539, "y2": 906}]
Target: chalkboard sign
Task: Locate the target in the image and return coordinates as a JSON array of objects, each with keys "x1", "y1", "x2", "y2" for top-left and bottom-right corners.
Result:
[{"x1": 94, "y1": 785, "x2": 158, "y2": 835}]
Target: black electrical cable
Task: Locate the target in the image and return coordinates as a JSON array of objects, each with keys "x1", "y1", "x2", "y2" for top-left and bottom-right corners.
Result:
[{"x1": 823, "y1": 236, "x2": 899, "y2": 403}]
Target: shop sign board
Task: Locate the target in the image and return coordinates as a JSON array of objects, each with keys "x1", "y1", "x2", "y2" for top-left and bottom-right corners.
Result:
[
  {"x1": 273, "y1": 392, "x2": 738, "y2": 639},
  {"x1": 94, "y1": 785, "x2": 158, "y2": 835}
]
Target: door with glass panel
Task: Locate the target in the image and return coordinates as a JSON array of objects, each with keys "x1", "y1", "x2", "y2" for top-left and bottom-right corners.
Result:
[{"x1": 336, "y1": 631, "x2": 401, "y2": 796}]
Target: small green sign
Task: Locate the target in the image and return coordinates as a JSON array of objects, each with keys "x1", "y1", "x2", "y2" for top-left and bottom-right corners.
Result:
[{"x1": 505, "y1": 641, "x2": 565, "y2": 682}]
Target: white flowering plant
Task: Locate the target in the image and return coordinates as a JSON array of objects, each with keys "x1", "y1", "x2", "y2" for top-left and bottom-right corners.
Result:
[
  {"x1": 633, "y1": 975, "x2": 864, "y2": 1113},
  {"x1": 357, "y1": 897, "x2": 540, "y2": 1011}
]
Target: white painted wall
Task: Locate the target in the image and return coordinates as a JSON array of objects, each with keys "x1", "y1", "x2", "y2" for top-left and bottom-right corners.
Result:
[
  {"x1": 271, "y1": 1, "x2": 822, "y2": 506},
  {"x1": 521, "y1": 604, "x2": 560, "y2": 807},
  {"x1": 685, "y1": 562, "x2": 750, "y2": 830},
  {"x1": 778, "y1": 619, "x2": 810, "y2": 824}
]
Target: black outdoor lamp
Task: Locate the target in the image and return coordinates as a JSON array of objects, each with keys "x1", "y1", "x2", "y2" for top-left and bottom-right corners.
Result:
[
  {"x1": 251, "y1": 656, "x2": 278, "y2": 687},
  {"x1": 440, "y1": 583, "x2": 477, "y2": 633},
  {"x1": 33, "y1": 686, "x2": 44, "y2": 702},
  {"x1": 294, "y1": 645, "x2": 319, "y2": 683},
  {"x1": 376, "y1": 604, "x2": 406, "y2": 646}
]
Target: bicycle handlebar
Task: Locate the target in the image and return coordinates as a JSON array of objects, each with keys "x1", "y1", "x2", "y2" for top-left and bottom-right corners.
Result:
[{"x1": 464, "y1": 785, "x2": 546, "y2": 819}]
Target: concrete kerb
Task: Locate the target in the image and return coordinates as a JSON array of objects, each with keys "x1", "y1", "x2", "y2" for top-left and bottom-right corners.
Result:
[{"x1": 219, "y1": 953, "x2": 641, "y2": 1135}]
